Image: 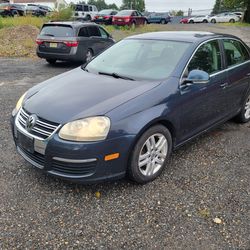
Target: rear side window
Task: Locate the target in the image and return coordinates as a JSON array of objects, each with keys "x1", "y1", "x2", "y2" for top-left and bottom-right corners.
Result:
[
  {"x1": 223, "y1": 39, "x2": 250, "y2": 67},
  {"x1": 99, "y1": 27, "x2": 108, "y2": 39},
  {"x1": 78, "y1": 27, "x2": 89, "y2": 37},
  {"x1": 87, "y1": 26, "x2": 101, "y2": 37},
  {"x1": 40, "y1": 25, "x2": 74, "y2": 37},
  {"x1": 188, "y1": 40, "x2": 222, "y2": 75}
]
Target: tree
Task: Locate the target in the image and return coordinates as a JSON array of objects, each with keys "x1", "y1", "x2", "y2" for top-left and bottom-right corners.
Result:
[
  {"x1": 169, "y1": 10, "x2": 184, "y2": 16},
  {"x1": 121, "y1": 0, "x2": 145, "y2": 12},
  {"x1": 223, "y1": 0, "x2": 250, "y2": 22}
]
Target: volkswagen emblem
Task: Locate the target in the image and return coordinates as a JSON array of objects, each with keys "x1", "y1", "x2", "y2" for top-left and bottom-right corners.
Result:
[{"x1": 26, "y1": 114, "x2": 37, "y2": 132}]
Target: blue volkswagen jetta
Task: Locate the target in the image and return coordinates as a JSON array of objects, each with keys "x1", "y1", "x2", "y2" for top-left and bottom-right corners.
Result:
[{"x1": 11, "y1": 32, "x2": 250, "y2": 184}]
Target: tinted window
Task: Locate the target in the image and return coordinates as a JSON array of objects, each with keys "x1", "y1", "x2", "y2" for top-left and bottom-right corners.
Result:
[
  {"x1": 86, "y1": 39, "x2": 190, "y2": 81},
  {"x1": 75, "y1": 5, "x2": 82, "y2": 11},
  {"x1": 78, "y1": 27, "x2": 89, "y2": 37},
  {"x1": 40, "y1": 25, "x2": 74, "y2": 37},
  {"x1": 87, "y1": 26, "x2": 101, "y2": 37},
  {"x1": 99, "y1": 27, "x2": 108, "y2": 38},
  {"x1": 188, "y1": 40, "x2": 222, "y2": 75},
  {"x1": 89, "y1": 6, "x2": 92, "y2": 11},
  {"x1": 223, "y1": 39, "x2": 250, "y2": 67}
]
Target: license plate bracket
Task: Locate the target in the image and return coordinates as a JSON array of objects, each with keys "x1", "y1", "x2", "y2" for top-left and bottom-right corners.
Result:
[
  {"x1": 49, "y1": 42, "x2": 57, "y2": 48},
  {"x1": 17, "y1": 131, "x2": 34, "y2": 154}
]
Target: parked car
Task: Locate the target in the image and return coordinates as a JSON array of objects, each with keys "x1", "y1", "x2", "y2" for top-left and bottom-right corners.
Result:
[
  {"x1": 233, "y1": 11, "x2": 244, "y2": 20},
  {"x1": 26, "y1": 5, "x2": 47, "y2": 17},
  {"x1": 73, "y1": 4, "x2": 98, "y2": 20},
  {"x1": 12, "y1": 32, "x2": 250, "y2": 184},
  {"x1": 112, "y1": 10, "x2": 147, "y2": 27},
  {"x1": 93, "y1": 9, "x2": 118, "y2": 25},
  {"x1": 209, "y1": 12, "x2": 240, "y2": 23},
  {"x1": 180, "y1": 17, "x2": 189, "y2": 24},
  {"x1": 147, "y1": 12, "x2": 171, "y2": 24},
  {"x1": 36, "y1": 21, "x2": 115, "y2": 64},
  {"x1": 188, "y1": 15, "x2": 209, "y2": 23},
  {"x1": 0, "y1": 3, "x2": 26, "y2": 17}
]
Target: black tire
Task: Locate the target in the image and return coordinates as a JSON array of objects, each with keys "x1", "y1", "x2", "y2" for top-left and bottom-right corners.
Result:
[
  {"x1": 46, "y1": 59, "x2": 57, "y2": 64},
  {"x1": 85, "y1": 49, "x2": 93, "y2": 62},
  {"x1": 86, "y1": 15, "x2": 91, "y2": 21},
  {"x1": 229, "y1": 19, "x2": 235, "y2": 23},
  {"x1": 131, "y1": 21, "x2": 136, "y2": 29},
  {"x1": 203, "y1": 19, "x2": 208, "y2": 23},
  {"x1": 211, "y1": 19, "x2": 216, "y2": 23},
  {"x1": 189, "y1": 20, "x2": 194, "y2": 24},
  {"x1": 128, "y1": 125, "x2": 172, "y2": 184},
  {"x1": 161, "y1": 19, "x2": 166, "y2": 24},
  {"x1": 234, "y1": 94, "x2": 250, "y2": 123}
]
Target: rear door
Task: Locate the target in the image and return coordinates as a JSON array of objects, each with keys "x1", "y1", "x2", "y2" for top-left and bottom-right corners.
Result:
[
  {"x1": 38, "y1": 24, "x2": 76, "y2": 54},
  {"x1": 179, "y1": 39, "x2": 229, "y2": 140},
  {"x1": 222, "y1": 38, "x2": 250, "y2": 112}
]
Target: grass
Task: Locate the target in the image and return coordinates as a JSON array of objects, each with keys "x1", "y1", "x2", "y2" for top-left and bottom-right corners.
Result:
[{"x1": 221, "y1": 22, "x2": 250, "y2": 27}]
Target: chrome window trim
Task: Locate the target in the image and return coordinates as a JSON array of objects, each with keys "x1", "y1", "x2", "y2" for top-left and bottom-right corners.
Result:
[
  {"x1": 179, "y1": 37, "x2": 250, "y2": 85},
  {"x1": 52, "y1": 157, "x2": 97, "y2": 164}
]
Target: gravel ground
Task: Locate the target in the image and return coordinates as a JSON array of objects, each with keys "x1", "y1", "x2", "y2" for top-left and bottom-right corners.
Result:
[{"x1": 0, "y1": 25, "x2": 250, "y2": 249}]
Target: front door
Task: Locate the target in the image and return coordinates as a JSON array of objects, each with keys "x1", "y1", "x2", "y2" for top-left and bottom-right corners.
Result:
[{"x1": 178, "y1": 39, "x2": 229, "y2": 141}]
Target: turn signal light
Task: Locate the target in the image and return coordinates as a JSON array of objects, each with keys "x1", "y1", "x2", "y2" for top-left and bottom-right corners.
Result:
[{"x1": 104, "y1": 153, "x2": 120, "y2": 161}]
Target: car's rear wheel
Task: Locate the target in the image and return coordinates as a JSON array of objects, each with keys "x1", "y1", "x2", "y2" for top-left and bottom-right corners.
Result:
[
  {"x1": 128, "y1": 125, "x2": 172, "y2": 184},
  {"x1": 203, "y1": 19, "x2": 208, "y2": 23},
  {"x1": 86, "y1": 15, "x2": 91, "y2": 21},
  {"x1": 211, "y1": 19, "x2": 216, "y2": 23},
  {"x1": 131, "y1": 21, "x2": 136, "y2": 29},
  {"x1": 85, "y1": 49, "x2": 93, "y2": 62},
  {"x1": 161, "y1": 19, "x2": 166, "y2": 24},
  {"x1": 46, "y1": 59, "x2": 57, "y2": 64},
  {"x1": 229, "y1": 19, "x2": 235, "y2": 23},
  {"x1": 189, "y1": 20, "x2": 194, "y2": 23},
  {"x1": 235, "y1": 94, "x2": 250, "y2": 123}
]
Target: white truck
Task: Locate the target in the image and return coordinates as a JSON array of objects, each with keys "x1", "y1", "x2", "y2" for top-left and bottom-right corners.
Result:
[{"x1": 73, "y1": 4, "x2": 98, "y2": 21}]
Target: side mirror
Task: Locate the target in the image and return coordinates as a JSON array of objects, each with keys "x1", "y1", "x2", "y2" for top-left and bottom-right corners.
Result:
[{"x1": 182, "y1": 69, "x2": 210, "y2": 85}]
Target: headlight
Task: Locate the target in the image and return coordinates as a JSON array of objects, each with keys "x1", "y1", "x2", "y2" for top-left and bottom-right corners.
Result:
[
  {"x1": 12, "y1": 92, "x2": 27, "y2": 116},
  {"x1": 59, "y1": 117, "x2": 111, "y2": 142}
]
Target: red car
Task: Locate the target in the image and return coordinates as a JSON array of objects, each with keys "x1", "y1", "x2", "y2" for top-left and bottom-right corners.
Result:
[
  {"x1": 112, "y1": 10, "x2": 147, "y2": 27},
  {"x1": 180, "y1": 17, "x2": 189, "y2": 24}
]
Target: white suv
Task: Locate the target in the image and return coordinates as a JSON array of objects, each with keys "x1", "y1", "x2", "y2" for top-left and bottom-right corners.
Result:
[
  {"x1": 209, "y1": 13, "x2": 240, "y2": 23},
  {"x1": 73, "y1": 4, "x2": 98, "y2": 21}
]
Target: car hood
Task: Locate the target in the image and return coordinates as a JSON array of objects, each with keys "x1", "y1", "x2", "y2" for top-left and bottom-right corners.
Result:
[{"x1": 23, "y1": 67, "x2": 160, "y2": 124}]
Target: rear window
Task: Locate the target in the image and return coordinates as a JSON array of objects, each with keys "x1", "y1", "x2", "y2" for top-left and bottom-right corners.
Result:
[
  {"x1": 116, "y1": 10, "x2": 133, "y2": 16},
  {"x1": 40, "y1": 25, "x2": 74, "y2": 37}
]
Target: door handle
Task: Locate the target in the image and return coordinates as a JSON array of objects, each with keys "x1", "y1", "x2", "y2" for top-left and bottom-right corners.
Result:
[{"x1": 220, "y1": 82, "x2": 229, "y2": 89}]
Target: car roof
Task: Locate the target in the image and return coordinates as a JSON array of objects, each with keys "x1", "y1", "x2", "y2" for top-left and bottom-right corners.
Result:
[
  {"x1": 45, "y1": 21, "x2": 99, "y2": 28},
  {"x1": 126, "y1": 31, "x2": 239, "y2": 43}
]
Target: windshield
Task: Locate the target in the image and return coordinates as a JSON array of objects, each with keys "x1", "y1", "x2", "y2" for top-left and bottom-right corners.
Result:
[
  {"x1": 116, "y1": 10, "x2": 133, "y2": 16},
  {"x1": 86, "y1": 39, "x2": 190, "y2": 81},
  {"x1": 40, "y1": 25, "x2": 74, "y2": 37}
]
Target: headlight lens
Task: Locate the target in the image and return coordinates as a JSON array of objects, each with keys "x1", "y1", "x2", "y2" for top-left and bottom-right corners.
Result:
[
  {"x1": 12, "y1": 92, "x2": 27, "y2": 116},
  {"x1": 59, "y1": 117, "x2": 111, "y2": 142}
]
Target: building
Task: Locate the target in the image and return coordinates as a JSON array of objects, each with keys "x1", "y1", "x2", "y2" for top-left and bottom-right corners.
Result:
[{"x1": 10, "y1": 0, "x2": 68, "y2": 10}]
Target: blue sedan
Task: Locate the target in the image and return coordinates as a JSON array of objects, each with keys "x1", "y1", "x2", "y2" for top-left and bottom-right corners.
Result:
[{"x1": 11, "y1": 32, "x2": 250, "y2": 184}]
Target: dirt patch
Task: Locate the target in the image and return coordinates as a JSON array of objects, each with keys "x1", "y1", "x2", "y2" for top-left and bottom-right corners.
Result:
[{"x1": 0, "y1": 25, "x2": 39, "y2": 58}]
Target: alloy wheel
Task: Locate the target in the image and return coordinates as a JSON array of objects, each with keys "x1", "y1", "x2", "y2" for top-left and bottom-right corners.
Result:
[
  {"x1": 138, "y1": 133, "x2": 168, "y2": 177},
  {"x1": 244, "y1": 96, "x2": 250, "y2": 119}
]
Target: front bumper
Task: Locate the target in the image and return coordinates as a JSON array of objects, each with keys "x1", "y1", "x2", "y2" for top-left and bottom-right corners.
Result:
[{"x1": 11, "y1": 114, "x2": 135, "y2": 183}]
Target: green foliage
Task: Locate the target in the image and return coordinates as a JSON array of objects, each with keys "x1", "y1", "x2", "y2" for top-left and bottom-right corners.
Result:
[
  {"x1": 0, "y1": 18, "x2": 3, "y2": 29},
  {"x1": 50, "y1": 7, "x2": 73, "y2": 21},
  {"x1": 87, "y1": 0, "x2": 119, "y2": 10},
  {"x1": 121, "y1": 0, "x2": 145, "y2": 12},
  {"x1": 170, "y1": 10, "x2": 184, "y2": 16}
]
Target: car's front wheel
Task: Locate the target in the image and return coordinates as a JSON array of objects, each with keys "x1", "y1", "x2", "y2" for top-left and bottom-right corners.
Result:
[
  {"x1": 235, "y1": 94, "x2": 250, "y2": 123},
  {"x1": 85, "y1": 49, "x2": 93, "y2": 62},
  {"x1": 128, "y1": 125, "x2": 172, "y2": 184}
]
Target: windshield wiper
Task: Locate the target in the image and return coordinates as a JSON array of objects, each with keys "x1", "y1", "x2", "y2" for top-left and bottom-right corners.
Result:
[{"x1": 99, "y1": 72, "x2": 134, "y2": 81}]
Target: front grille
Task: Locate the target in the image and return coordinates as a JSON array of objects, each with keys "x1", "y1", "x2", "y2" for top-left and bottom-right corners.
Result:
[
  {"x1": 51, "y1": 159, "x2": 96, "y2": 177},
  {"x1": 18, "y1": 108, "x2": 60, "y2": 140}
]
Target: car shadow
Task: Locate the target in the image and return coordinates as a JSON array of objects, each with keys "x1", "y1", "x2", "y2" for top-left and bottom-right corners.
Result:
[{"x1": 45, "y1": 61, "x2": 83, "y2": 69}]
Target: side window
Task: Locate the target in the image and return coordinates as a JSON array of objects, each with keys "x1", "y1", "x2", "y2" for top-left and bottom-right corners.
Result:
[
  {"x1": 111, "y1": 11, "x2": 117, "y2": 15},
  {"x1": 83, "y1": 5, "x2": 88, "y2": 11},
  {"x1": 78, "y1": 27, "x2": 89, "y2": 37},
  {"x1": 187, "y1": 40, "x2": 222, "y2": 75},
  {"x1": 99, "y1": 27, "x2": 109, "y2": 39},
  {"x1": 223, "y1": 39, "x2": 250, "y2": 67},
  {"x1": 89, "y1": 6, "x2": 92, "y2": 11},
  {"x1": 87, "y1": 26, "x2": 101, "y2": 37},
  {"x1": 132, "y1": 12, "x2": 138, "y2": 16}
]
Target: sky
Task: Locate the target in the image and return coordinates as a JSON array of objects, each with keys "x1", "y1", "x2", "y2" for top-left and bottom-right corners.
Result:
[{"x1": 105, "y1": 0, "x2": 215, "y2": 13}]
